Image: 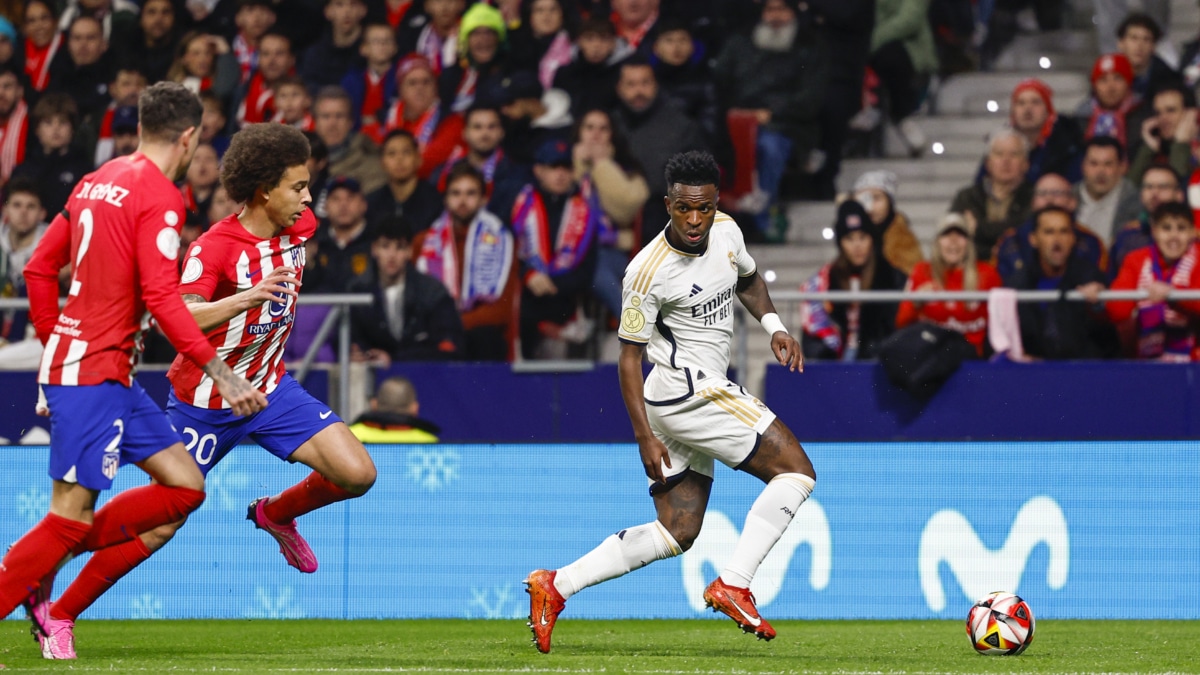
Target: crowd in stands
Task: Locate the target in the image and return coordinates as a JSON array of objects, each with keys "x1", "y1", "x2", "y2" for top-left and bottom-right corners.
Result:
[
  {"x1": 0, "y1": 0, "x2": 1199, "y2": 367},
  {"x1": 795, "y1": 4, "x2": 1200, "y2": 367}
]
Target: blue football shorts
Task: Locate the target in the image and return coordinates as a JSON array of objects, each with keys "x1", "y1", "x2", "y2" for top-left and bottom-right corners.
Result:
[
  {"x1": 43, "y1": 380, "x2": 183, "y2": 491},
  {"x1": 165, "y1": 374, "x2": 342, "y2": 476}
]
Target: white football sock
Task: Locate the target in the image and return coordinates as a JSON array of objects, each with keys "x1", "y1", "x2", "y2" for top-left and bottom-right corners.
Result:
[
  {"x1": 720, "y1": 473, "x2": 815, "y2": 589},
  {"x1": 554, "y1": 521, "x2": 682, "y2": 599}
]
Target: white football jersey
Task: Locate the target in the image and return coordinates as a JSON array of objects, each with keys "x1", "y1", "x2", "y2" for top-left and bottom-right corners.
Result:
[{"x1": 618, "y1": 212, "x2": 756, "y2": 404}]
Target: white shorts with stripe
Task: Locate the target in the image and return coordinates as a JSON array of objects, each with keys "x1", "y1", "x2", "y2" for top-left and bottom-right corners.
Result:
[{"x1": 646, "y1": 374, "x2": 776, "y2": 490}]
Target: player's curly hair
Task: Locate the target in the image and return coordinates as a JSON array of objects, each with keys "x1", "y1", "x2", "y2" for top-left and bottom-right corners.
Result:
[
  {"x1": 664, "y1": 150, "x2": 720, "y2": 194},
  {"x1": 221, "y1": 123, "x2": 312, "y2": 203}
]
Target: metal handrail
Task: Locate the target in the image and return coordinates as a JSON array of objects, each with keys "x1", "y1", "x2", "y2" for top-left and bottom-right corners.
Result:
[
  {"x1": 6, "y1": 288, "x2": 1194, "y2": 312},
  {"x1": 768, "y1": 289, "x2": 1200, "y2": 302},
  {"x1": 6, "y1": 287, "x2": 1198, "y2": 408},
  {"x1": 289, "y1": 295, "x2": 373, "y2": 418},
  {"x1": 0, "y1": 293, "x2": 374, "y2": 418},
  {"x1": 731, "y1": 288, "x2": 1200, "y2": 383}
]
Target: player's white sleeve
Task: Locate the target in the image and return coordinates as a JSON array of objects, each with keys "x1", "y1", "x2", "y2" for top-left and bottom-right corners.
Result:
[
  {"x1": 719, "y1": 212, "x2": 757, "y2": 277},
  {"x1": 618, "y1": 255, "x2": 663, "y2": 344}
]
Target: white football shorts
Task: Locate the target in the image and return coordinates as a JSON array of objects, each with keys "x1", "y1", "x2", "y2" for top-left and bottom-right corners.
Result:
[{"x1": 645, "y1": 375, "x2": 777, "y2": 489}]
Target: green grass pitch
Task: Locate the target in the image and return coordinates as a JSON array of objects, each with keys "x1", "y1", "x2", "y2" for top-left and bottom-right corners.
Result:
[{"x1": 2, "y1": 618, "x2": 1198, "y2": 673}]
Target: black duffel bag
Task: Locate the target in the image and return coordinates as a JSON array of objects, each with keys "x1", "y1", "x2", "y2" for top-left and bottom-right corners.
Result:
[{"x1": 878, "y1": 322, "x2": 977, "y2": 397}]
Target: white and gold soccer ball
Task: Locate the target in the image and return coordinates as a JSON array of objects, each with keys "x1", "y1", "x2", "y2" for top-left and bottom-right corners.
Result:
[{"x1": 966, "y1": 591, "x2": 1035, "y2": 655}]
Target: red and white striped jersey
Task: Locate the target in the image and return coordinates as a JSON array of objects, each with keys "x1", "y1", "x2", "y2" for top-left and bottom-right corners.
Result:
[
  {"x1": 166, "y1": 210, "x2": 316, "y2": 409},
  {"x1": 24, "y1": 152, "x2": 217, "y2": 387}
]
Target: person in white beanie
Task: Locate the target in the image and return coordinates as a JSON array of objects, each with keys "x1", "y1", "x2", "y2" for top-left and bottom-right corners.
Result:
[{"x1": 850, "y1": 169, "x2": 924, "y2": 275}]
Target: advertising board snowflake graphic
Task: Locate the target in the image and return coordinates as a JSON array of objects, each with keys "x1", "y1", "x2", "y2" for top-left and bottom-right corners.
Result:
[
  {"x1": 244, "y1": 585, "x2": 306, "y2": 619},
  {"x1": 131, "y1": 593, "x2": 164, "y2": 619},
  {"x1": 406, "y1": 448, "x2": 459, "y2": 491},
  {"x1": 17, "y1": 486, "x2": 49, "y2": 524},
  {"x1": 466, "y1": 582, "x2": 526, "y2": 619}
]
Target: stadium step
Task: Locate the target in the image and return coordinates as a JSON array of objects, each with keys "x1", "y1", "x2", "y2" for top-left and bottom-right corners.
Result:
[
  {"x1": 989, "y1": 30, "x2": 1099, "y2": 73},
  {"x1": 933, "y1": 71, "x2": 1089, "y2": 116}
]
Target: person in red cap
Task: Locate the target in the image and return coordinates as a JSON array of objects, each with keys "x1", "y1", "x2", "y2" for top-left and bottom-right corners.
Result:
[
  {"x1": 1009, "y1": 78, "x2": 1083, "y2": 184},
  {"x1": 379, "y1": 54, "x2": 465, "y2": 181},
  {"x1": 1075, "y1": 53, "x2": 1142, "y2": 148}
]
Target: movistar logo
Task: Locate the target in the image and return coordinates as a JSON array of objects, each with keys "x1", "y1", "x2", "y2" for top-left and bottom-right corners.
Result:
[
  {"x1": 919, "y1": 496, "x2": 1069, "y2": 612},
  {"x1": 680, "y1": 500, "x2": 831, "y2": 611}
]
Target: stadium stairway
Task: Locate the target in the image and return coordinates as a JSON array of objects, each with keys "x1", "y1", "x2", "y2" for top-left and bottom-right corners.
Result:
[
  {"x1": 721, "y1": 0, "x2": 1200, "y2": 393},
  {"x1": 597, "y1": 2, "x2": 1200, "y2": 392}
]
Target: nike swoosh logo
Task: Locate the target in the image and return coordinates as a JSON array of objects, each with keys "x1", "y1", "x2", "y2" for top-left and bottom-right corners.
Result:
[
  {"x1": 725, "y1": 592, "x2": 761, "y2": 627},
  {"x1": 319, "y1": 410, "x2": 332, "y2": 419},
  {"x1": 539, "y1": 607, "x2": 550, "y2": 626}
]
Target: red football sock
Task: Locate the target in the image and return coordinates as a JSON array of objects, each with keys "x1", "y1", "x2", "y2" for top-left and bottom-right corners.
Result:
[
  {"x1": 263, "y1": 472, "x2": 356, "y2": 523},
  {"x1": 52, "y1": 537, "x2": 153, "y2": 622},
  {"x1": 0, "y1": 513, "x2": 90, "y2": 618},
  {"x1": 76, "y1": 484, "x2": 205, "y2": 554}
]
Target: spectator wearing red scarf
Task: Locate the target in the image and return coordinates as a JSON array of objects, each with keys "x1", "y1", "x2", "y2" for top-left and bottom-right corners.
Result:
[
  {"x1": 379, "y1": 55, "x2": 464, "y2": 181},
  {"x1": 1107, "y1": 201, "x2": 1200, "y2": 361},
  {"x1": 1074, "y1": 53, "x2": 1142, "y2": 151},
  {"x1": 21, "y1": 0, "x2": 61, "y2": 92},
  {"x1": 231, "y1": 31, "x2": 295, "y2": 128}
]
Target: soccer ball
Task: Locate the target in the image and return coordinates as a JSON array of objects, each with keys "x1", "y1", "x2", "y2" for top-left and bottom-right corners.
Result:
[{"x1": 966, "y1": 591, "x2": 1035, "y2": 655}]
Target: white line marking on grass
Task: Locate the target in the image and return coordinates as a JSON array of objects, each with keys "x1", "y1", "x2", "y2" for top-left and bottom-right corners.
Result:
[{"x1": 9, "y1": 662, "x2": 1200, "y2": 667}]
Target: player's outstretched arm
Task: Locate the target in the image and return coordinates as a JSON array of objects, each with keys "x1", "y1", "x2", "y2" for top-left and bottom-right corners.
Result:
[
  {"x1": 202, "y1": 356, "x2": 268, "y2": 417},
  {"x1": 183, "y1": 267, "x2": 300, "y2": 332},
  {"x1": 618, "y1": 341, "x2": 672, "y2": 484},
  {"x1": 736, "y1": 271, "x2": 803, "y2": 373},
  {"x1": 23, "y1": 212, "x2": 73, "y2": 343}
]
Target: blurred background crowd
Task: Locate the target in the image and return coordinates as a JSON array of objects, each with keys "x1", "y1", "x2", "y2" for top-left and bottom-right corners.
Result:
[{"x1": 0, "y1": 0, "x2": 1199, "y2": 370}]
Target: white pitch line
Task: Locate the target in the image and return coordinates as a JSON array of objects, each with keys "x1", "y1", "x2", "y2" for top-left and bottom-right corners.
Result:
[{"x1": 2, "y1": 662, "x2": 1200, "y2": 667}]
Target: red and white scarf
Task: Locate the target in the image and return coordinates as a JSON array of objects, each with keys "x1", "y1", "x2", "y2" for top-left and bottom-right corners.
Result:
[
  {"x1": 386, "y1": 0, "x2": 413, "y2": 29},
  {"x1": 181, "y1": 75, "x2": 214, "y2": 96},
  {"x1": 233, "y1": 33, "x2": 257, "y2": 84},
  {"x1": 436, "y1": 145, "x2": 502, "y2": 194},
  {"x1": 277, "y1": 112, "x2": 314, "y2": 132},
  {"x1": 24, "y1": 33, "x2": 61, "y2": 91},
  {"x1": 385, "y1": 99, "x2": 442, "y2": 147},
  {"x1": 237, "y1": 72, "x2": 275, "y2": 127},
  {"x1": 511, "y1": 180, "x2": 601, "y2": 275},
  {"x1": 539, "y1": 31, "x2": 573, "y2": 89},
  {"x1": 613, "y1": 10, "x2": 658, "y2": 49},
  {"x1": 93, "y1": 103, "x2": 117, "y2": 166},
  {"x1": 1084, "y1": 95, "x2": 1139, "y2": 146},
  {"x1": 0, "y1": 101, "x2": 28, "y2": 182},
  {"x1": 449, "y1": 67, "x2": 478, "y2": 112},
  {"x1": 416, "y1": 24, "x2": 457, "y2": 74},
  {"x1": 1135, "y1": 243, "x2": 1199, "y2": 361}
]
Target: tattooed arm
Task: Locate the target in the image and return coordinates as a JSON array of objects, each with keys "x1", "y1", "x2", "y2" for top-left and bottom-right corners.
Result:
[
  {"x1": 201, "y1": 356, "x2": 268, "y2": 417},
  {"x1": 183, "y1": 268, "x2": 300, "y2": 332}
]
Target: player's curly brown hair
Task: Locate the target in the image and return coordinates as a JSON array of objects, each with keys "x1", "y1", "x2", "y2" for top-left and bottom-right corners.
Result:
[{"x1": 221, "y1": 123, "x2": 311, "y2": 203}]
